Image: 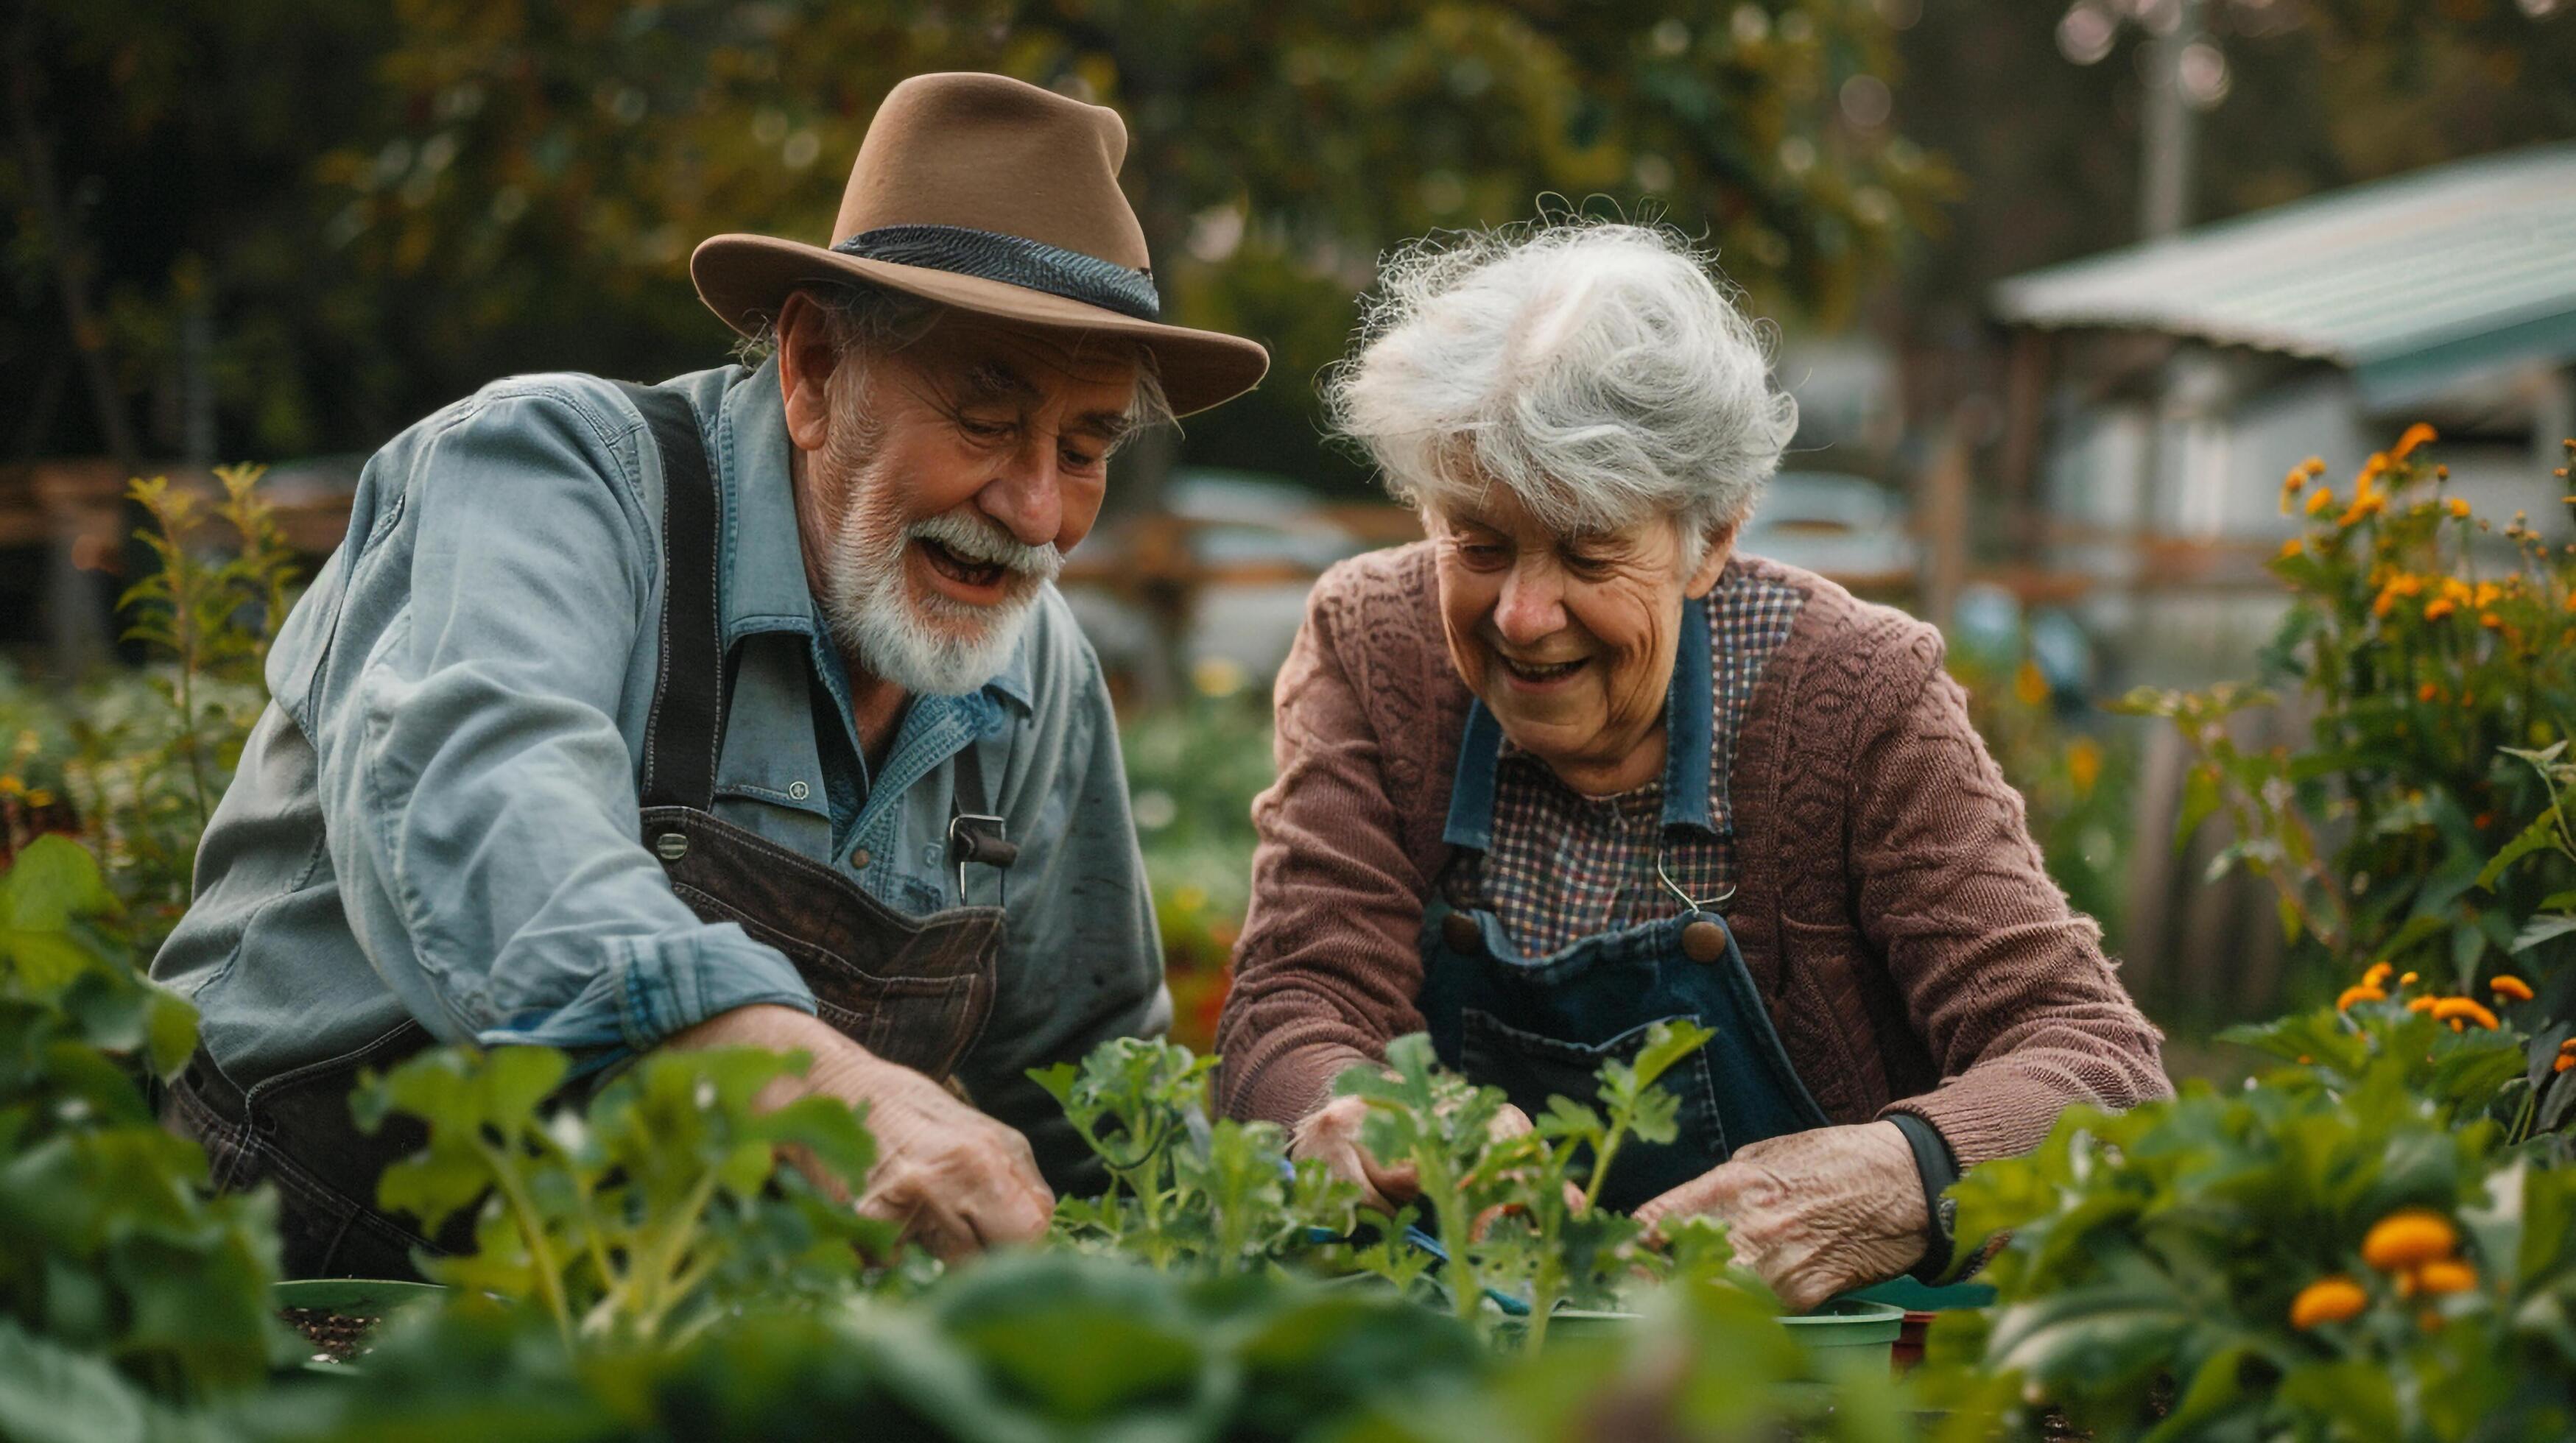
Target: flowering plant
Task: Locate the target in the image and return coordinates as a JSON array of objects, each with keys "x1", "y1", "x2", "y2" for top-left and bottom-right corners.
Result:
[{"x1": 2116, "y1": 431, "x2": 2576, "y2": 996}]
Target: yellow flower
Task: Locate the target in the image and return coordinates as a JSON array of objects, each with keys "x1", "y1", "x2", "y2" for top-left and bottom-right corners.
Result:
[
  {"x1": 2279, "y1": 472, "x2": 2306, "y2": 513},
  {"x1": 2013, "y1": 660, "x2": 2049, "y2": 708},
  {"x1": 2429, "y1": 997, "x2": 2499, "y2": 1030},
  {"x1": 2362, "y1": 962, "x2": 2393, "y2": 988},
  {"x1": 2448, "y1": 496, "x2": 2473, "y2": 519},
  {"x1": 2472, "y1": 581, "x2": 2502, "y2": 609},
  {"x1": 2337, "y1": 493, "x2": 2385, "y2": 527},
  {"x1": 2490, "y1": 975, "x2": 2535, "y2": 1002},
  {"x1": 2291, "y1": 1277, "x2": 2369, "y2": 1330},
  {"x1": 2424, "y1": 599, "x2": 2456, "y2": 622},
  {"x1": 2362, "y1": 1210, "x2": 2458, "y2": 1273},
  {"x1": 2279, "y1": 537, "x2": 2305, "y2": 560},
  {"x1": 2335, "y1": 984, "x2": 2387, "y2": 1012},
  {"x1": 2399, "y1": 971, "x2": 2419, "y2": 987},
  {"x1": 2390, "y1": 423, "x2": 2438, "y2": 460},
  {"x1": 2302, "y1": 456, "x2": 2327, "y2": 476},
  {"x1": 2413, "y1": 1260, "x2": 2477, "y2": 1296},
  {"x1": 2407, "y1": 995, "x2": 2439, "y2": 1014},
  {"x1": 2306, "y1": 486, "x2": 2336, "y2": 516},
  {"x1": 2067, "y1": 738, "x2": 2102, "y2": 796},
  {"x1": 2480, "y1": 613, "x2": 2503, "y2": 630}
]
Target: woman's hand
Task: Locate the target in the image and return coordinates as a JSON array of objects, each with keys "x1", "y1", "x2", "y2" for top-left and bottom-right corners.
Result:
[
  {"x1": 1632, "y1": 1121, "x2": 1926, "y2": 1313},
  {"x1": 1290, "y1": 1094, "x2": 1545, "y2": 1215}
]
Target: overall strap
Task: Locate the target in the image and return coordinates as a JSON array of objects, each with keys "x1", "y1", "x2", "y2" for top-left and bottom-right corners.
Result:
[{"x1": 616, "y1": 381, "x2": 725, "y2": 814}]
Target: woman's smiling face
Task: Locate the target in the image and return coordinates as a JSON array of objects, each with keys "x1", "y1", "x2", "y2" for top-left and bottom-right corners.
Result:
[{"x1": 1429, "y1": 487, "x2": 1731, "y2": 794}]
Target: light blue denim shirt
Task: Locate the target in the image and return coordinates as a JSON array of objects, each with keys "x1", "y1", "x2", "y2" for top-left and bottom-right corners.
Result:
[{"x1": 152, "y1": 359, "x2": 1169, "y2": 1176}]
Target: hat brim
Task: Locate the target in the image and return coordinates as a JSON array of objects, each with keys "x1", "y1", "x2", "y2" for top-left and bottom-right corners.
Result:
[{"x1": 691, "y1": 234, "x2": 1269, "y2": 417}]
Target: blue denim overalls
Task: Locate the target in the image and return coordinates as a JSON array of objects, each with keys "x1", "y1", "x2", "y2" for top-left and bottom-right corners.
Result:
[{"x1": 1418, "y1": 598, "x2": 1831, "y2": 1215}]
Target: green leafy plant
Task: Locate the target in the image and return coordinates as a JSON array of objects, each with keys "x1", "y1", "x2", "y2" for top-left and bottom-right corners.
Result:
[
  {"x1": 1921, "y1": 1002, "x2": 2576, "y2": 1442},
  {"x1": 1035, "y1": 1037, "x2": 1356, "y2": 1275},
  {"x1": 0, "y1": 836, "x2": 284, "y2": 1406},
  {"x1": 352, "y1": 1042, "x2": 885, "y2": 1347},
  {"x1": 1334, "y1": 1023, "x2": 1717, "y2": 1348}
]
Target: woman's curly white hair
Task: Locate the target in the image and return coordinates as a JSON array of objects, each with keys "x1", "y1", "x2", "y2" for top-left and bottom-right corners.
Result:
[{"x1": 1324, "y1": 221, "x2": 1796, "y2": 560}]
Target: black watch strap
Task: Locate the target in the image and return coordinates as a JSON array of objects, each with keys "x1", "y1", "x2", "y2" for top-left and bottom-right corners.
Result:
[{"x1": 1885, "y1": 1110, "x2": 1960, "y2": 1284}]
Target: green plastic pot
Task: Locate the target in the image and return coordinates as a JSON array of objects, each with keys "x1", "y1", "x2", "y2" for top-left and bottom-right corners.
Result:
[
  {"x1": 274, "y1": 1278, "x2": 444, "y2": 1373},
  {"x1": 1507, "y1": 1295, "x2": 1908, "y2": 1367}
]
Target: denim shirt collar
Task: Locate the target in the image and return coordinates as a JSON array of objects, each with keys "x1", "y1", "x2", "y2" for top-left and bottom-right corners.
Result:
[
  {"x1": 711, "y1": 358, "x2": 1035, "y2": 716},
  {"x1": 1441, "y1": 595, "x2": 1723, "y2": 850}
]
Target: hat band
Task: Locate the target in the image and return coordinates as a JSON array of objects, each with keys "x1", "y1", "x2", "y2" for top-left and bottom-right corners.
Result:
[{"x1": 831, "y1": 224, "x2": 1161, "y2": 322}]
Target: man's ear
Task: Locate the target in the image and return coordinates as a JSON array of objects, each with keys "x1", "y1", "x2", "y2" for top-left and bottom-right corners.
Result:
[
  {"x1": 775, "y1": 291, "x2": 838, "y2": 454},
  {"x1": 1683, "y1": 521, "x2": 1739, "y2": 599}
]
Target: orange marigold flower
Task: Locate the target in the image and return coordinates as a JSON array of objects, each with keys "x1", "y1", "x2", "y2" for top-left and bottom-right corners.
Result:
[
  {"x1": 2449, "y1": 497, "x2": 2473, "y2": 518},
  {"x1": 2303, "y1": 456, "x2": 2327, "y2": 476},
  {"x1": 2472, "y1": 581, "x2": 2502, "y2": 608},
  {"x1": 2480, "y1": 613, "x2": 2503, "y2": 629},
  {"x1": 2429, "y1": 997, "x2": 2499, "y2": 1030},
  {"x1": 2362, "y1": 1210, "x2": 2459, "y2": 1272},
  {"x1": 2363, "y1": 962, "x2": 2394, "y2": 987},
  {"x1": 2290, "y1": 1277, "x2": 2369, "y2": 1330},
  {"x1": 2418, "y1": 683, "x2": 2441, "y2": 703},
  {"x1": 2407, "y1": 996, "x2": 2439, "y2": 1013},
  {"x1": 2281, "y1": 537, "x2": 2307, "y2": 561},
  {"x1": 2399, "y1": 971, "x2": 2418, "y2": 986},
  {"x1": 2307, "y1": 486, "x2": 2336, "y2": 516},
  {"x1": 2557, "y1": 1054, "x2": 2575, "y2": 1074},
  {"x1": 2336, "y1": 984, "x2": 2387, "y2": 1012},
  {"x1": 2391, "y1": 423, "x2": 2438, "y2": 460},
  {"x1": 2491, "y1": 975, "x2": 2535, "y2": 1001},
  {"x1": 2424, "y1": 599, "x2": 2456, "y2": 622},
  {"x1": 2415, "y1": 1260, "x2": 2477, "y2": 1296}
]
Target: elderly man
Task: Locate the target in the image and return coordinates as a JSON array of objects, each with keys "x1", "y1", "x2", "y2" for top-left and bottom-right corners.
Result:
[{"x1": 152, "y1": 73, "x2": 1267, "y2": 1277}]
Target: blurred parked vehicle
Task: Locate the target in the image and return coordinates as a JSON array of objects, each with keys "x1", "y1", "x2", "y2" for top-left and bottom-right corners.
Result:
[
  {"x1": 1063, "y1": 468, "x2": 1382, "y2": 694},
  {"x1": 1737, "y1": 470, "x2": 1918, "y2": 588}
]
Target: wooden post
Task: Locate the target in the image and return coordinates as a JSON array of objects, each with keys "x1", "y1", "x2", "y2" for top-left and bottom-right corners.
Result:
[{"x1": 1916, "y1": 423, "x2": 1971, "y2": 629}]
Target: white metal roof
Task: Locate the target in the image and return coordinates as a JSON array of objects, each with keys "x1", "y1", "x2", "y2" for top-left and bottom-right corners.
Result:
[{"x1": 1993, "y1": 144, "x2": 2576, "y2": 404}]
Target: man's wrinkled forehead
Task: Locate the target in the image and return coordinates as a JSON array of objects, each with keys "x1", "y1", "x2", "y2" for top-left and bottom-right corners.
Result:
[{"x1": 937, "y1": 335, "x2": 1141, "y2": 443}]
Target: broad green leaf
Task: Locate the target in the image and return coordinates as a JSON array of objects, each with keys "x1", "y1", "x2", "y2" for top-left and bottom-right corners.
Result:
[{"x1": 2477, "y1": 810, "x2": 2566, "y2": 890}]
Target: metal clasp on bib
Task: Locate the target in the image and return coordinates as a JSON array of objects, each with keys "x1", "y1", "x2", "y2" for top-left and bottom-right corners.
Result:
[
  {"x1": 1655, "y1": 855, "x2": 1735, "y2": 964},
  {"x1": 949, "y1": 812, "x2": 1018, "y2": 903}
]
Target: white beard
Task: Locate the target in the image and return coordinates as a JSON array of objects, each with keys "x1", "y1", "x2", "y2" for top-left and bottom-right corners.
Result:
[{"x1": 820, "y1": 498, "x2": 1061, "y2": 697}]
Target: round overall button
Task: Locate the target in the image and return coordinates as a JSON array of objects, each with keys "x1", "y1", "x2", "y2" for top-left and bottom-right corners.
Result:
[
  {"x1": 652, "y1": 832, "x2": 689, "y2": 862},
  {"x1": 1440, "y1": 912, "x2": 1483, "y2": 954},
  {"x1": 1681, "y1": 917, "x2": 1728, "y2": 964},
  {"x1": 850, "y1": 848, "x2": 871, "y2": 870}
]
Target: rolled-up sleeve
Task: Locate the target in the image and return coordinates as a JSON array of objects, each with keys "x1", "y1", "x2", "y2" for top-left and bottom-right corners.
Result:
[{"x1": 309, "y1": 387, "x2": 814, "y2": 1062}]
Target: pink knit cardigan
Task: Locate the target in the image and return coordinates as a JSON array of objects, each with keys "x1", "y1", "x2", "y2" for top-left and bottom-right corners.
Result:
[{"x1": 1211, "y1": 543, "x2": 2170, "y2": 1166}]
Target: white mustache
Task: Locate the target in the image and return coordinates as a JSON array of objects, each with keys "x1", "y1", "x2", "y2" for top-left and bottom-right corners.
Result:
[{"x1": 907, "y1": 510, "x2": 1063, "y2": 582}]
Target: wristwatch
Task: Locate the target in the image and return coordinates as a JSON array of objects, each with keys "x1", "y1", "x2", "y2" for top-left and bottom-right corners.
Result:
[{"x1": 1885, "y1": 1111, "x2": 1960, "y2": 1284}]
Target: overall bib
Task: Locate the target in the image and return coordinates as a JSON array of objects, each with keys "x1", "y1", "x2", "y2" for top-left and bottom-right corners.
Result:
[
  {"x1": 1416, "y1": 598, "x2": 1829, "y2": 1216},
  {"x1": 165, "y1": 384, "x2": 1016, "y2": 1279}
]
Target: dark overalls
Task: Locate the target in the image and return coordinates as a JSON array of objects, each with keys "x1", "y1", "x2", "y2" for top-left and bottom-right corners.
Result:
[
  {"x1": 1417, "y1": 597, "x2": 1831, "y2": 1215},
  {"x1": 163, "y1": 385, "x2": 1017, "y2": 1279}
]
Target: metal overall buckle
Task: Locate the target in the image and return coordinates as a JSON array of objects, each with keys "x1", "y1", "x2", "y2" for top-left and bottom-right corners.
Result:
[{"x1": 948, "y1": 812, "x2": 1018, "y2": 903}]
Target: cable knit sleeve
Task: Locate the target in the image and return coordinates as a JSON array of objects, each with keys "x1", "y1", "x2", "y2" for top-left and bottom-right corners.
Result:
[
  {"x1": 1857, "y1": 640, "x2": 2172, "y2": 1166},
  {"x1": 1212, "y1": 563, "x2": 1438, "y2": 1127}
]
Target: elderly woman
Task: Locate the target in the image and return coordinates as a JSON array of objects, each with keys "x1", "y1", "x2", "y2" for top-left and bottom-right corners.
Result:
[{"x1": 1212, "y1": 223, "x2": 2168, "y2": 1308}]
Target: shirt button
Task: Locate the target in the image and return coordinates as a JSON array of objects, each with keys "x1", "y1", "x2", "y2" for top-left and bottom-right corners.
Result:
[
  {"x1": 787, "y1": 780, "x2": 810, "y2": 801},
  {"x1": 850, "y1": 848, "x2": 871, "y2": 869}
]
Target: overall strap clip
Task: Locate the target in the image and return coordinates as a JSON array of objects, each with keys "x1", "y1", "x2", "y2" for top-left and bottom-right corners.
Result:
[{"x1": 949, "y1": 739, "x2": 1018, "y2": 902}]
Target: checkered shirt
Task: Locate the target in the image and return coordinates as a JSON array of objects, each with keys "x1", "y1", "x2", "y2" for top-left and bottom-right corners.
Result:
[{"x1": 1444, "y1": 562, "x2": 1805, "y2": 958}]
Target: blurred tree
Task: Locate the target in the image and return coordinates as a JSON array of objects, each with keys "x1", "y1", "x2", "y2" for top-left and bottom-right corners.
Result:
[{"x1": 7, "y1": 1, "x2": 1946, "y2": 504}]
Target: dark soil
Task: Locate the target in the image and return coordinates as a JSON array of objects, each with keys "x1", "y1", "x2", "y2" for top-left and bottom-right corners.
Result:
[{"x1": 281, "y1": 1305, "x2": 380, "y2": 1363}]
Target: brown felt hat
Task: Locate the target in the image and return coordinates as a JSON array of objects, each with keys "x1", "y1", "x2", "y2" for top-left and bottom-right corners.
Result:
[{"x1": 692, "y1": 72, "x2": 1268, "y2": 417}]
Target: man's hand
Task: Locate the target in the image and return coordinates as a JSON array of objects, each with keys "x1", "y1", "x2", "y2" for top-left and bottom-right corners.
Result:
[
  {"x1": 670, "y1": 1004, "x2": 1053, "y2": 1261},
  {"x1": 1631, "y1": 1121, "x2": 1927, "y2": 1313},
  {"x1": 1289, "y1": 1093, "x2": 1548, "y2": 1215}
]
